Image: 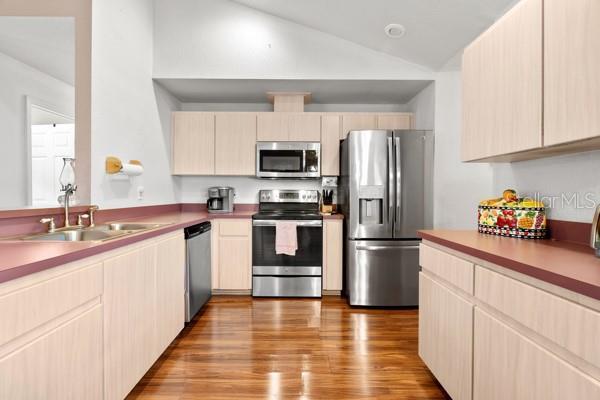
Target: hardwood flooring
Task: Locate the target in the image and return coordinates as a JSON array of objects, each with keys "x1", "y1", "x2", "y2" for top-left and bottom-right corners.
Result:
[{"x1": 128, "y1": 296, "x2": 449, "y2": 399}]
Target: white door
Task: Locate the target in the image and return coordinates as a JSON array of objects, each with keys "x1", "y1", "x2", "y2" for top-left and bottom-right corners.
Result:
[{"x1": 31, "y1": 123, "x2": 74, "y2": 207}]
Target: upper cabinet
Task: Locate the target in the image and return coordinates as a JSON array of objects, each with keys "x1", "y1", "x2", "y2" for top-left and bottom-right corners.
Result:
[
  {"x1": 377, "y1": 113, "x2": 413, "y2": 130},
  {"x1": 172, "y1": 111, "x2": 414, "y2": 175},
  {"x1": 215, "y1": 113, "x2": 257, "y2": 176},
  {"x1": 462, "y1": 0, "x2": 543, "y2": 161},
  {"x1": 172, "y1": 112, "x2": 215, "y2": 175},
  {"x1": 462, "y1": 0, "x2": 600, "y2": 162},
  {"x1": 257, "y1": 113, "x2": 321, "y2": 141},
  {"x1": 341, "y1": 113, "x2": 377, "y2": 139},
  {"x1": 544, "y1": 0, "x2": 600, "y2": 146}
]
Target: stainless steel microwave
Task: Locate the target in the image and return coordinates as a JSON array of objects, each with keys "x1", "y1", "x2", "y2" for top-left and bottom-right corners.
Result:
[{"x1": 256, "y1": 142, "x2": 321, "y2": 178}]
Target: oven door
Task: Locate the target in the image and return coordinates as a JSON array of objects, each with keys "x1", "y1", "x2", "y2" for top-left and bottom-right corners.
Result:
[
  {"x1": 252, "y1": 220, "x2": 323, "y2": 271},
  {"x1": 256, "y1": 142, "x2": 320, "y2": 178}
]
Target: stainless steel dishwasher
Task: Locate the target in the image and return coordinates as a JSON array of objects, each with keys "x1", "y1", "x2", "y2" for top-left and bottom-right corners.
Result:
[{"x1": 184, "y1": 221, "x2": 211, "y2": 322}]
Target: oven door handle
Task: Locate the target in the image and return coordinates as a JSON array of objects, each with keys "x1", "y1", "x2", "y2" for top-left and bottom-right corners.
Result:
[{"x1": 252, "y1": 220, "x2": 323, "y2": 227}]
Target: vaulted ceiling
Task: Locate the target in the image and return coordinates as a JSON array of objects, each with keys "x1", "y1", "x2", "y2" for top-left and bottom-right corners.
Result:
[{"x1": 232, "y1": 0, "x2": 516, "y2": 69}]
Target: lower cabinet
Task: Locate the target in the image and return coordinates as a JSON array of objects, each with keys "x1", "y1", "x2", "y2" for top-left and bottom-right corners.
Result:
[
  {"x1": 0, "y1": 305, "x2": 103, "y2": 400},
  {"x1": 419, "y1": 272, "x2": 473, "y2": 400},
  {"x1": 419, "y1": 243, "x2": 600, "y2": 400},
  {"x1": 103, "y1": 232, "x2": 185, "y2": 400},
  {"x1": 474, "y1": 308, "x2": 600, "y2": 400},
  {"x1": 211, "y1": 219, "x2": 252, "y2": 291},
  {"x1": 323, "y1": 219, "x2": 343, "y2": 291},
  {"x1": 0, "y1": 231, "x2": 187, "y2": 400}
]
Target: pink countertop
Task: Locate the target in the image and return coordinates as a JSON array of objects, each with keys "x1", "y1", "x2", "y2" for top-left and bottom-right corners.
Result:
[
  {"x1": 419, "y1": 230, "x2": 600, "y2": 301},
  {"x1": 0, "y1": 209, "x2": 343, "y2": 285}
]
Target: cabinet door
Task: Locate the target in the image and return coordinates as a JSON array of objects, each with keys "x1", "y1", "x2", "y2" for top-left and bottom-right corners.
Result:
[
  {"x1": 104, "y1": 244, "x2": 157, "y2": 400},
  {"x1": 377, "y1": 113, "x2": 413, "y2": 130},
  {"x1": 172, "y1": 112, "x2": 215, "y2": 175},
  {"x1": 474, "y1": 308, "x2": 600, "y2": 400},
  {"x1": 216, "y1": 220, "x2": 252, "y2": 290},
  {"x1": 0, "y1": 305, "x2": 103, "y2": 400},
  {"x1": 544, "y1": 0, "x2": 600, "y2": 146},
  {"x1": 341, "y1": 113, "x2": 377, "y2": 139},
  {"x1": 321, "y1": 114, "x2": 341, "y2": 176},
  {"x1": 419, "y1": 273, "x2": 473, "y2": 400},
  {"x1": 215, "y1": 113, "x2": 257, "y2": 175},
  {"x1": 257, "y1": 113, "x2": 288, "y2": 141},
  {"x1": 323, "y1": 219, "x2": 343, "y2": 291},
  {"x1": 289, "y1": 113, "x2": 321, "y2": 141},
  {"x1": 462, "y1": 0, "x2": 542, "y2": 161},
  {"x1": 155, "y1": 233, "x2": 185, "y2": 355}
]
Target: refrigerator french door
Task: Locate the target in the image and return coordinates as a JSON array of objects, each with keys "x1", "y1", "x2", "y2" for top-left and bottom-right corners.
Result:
[{"x1": 340, "y1": 130, "x2": 433, "y2": 306}]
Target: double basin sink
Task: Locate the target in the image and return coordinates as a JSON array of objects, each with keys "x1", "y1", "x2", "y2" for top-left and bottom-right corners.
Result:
[{"x1": 20, "y1": 223, "x2": 170, "y2": 242}]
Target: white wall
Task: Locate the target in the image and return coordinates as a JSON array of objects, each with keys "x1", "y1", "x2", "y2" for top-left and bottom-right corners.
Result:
[
  {"x1": 91, "y1": 0, "x2": 181, "y2": 208},
  {"x1": 433, "y1": 70, "x2": 494, "y2": 228},
  {"x1": 492, "y1": 152, "x2": 600, "y2": 222},
  {"x1": 0, "y1": 51, "x2": 74, "y2": 208},
  {"x1": 406, "y1": 82, "x2": 435, "y2": 130},
  {"x1": 153, "y1": 0, "x2": 434, "y2": 80}
]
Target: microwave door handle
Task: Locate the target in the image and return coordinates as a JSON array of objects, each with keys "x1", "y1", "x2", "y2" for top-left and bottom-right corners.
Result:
[
  {"x1": 387, "y1": 137, "x2": 394, "y2": 230},
  {"x1": 395, "y1": 136, "x2": 401, "y2": 225}
]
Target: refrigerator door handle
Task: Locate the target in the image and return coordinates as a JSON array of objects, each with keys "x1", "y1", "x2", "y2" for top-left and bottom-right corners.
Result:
[
  {"x1": 356, "y1": 245, "x2": 420, "y2": 251},
  {"x1": 387, "y1": 136, "x2": 394, "y2": 230},
  {"x1": 394, "y1": 136, "x2": 401, "y2": 225}
]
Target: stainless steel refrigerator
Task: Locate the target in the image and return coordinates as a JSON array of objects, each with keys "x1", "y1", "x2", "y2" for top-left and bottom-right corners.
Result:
[{"x1": 339, "y1": 130, "x2": 433, "y2": 306}]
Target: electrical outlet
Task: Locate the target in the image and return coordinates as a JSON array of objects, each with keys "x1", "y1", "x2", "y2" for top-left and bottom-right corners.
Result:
[{"x1": 137, "y1": 186, "x2": 144, "y2": 200}]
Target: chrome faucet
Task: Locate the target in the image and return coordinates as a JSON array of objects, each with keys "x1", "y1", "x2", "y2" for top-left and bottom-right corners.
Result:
[{"x1": 62, "y1": 183, "x2": 77, "y2": 228}]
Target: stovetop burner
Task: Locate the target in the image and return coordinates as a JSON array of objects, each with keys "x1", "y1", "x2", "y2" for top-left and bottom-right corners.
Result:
[{"x1": 254, "y1": 189, "x2": 321, "y2": 220}]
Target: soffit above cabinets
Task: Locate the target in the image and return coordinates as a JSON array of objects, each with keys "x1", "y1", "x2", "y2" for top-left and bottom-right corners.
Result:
[{"x1": 154, "y1": 78, "x2": 433, "y2": 104}]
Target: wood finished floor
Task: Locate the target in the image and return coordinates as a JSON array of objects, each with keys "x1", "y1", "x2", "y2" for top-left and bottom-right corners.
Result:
[{"x1": 128, "y1": 296, "x2": 449, "y2": 400}]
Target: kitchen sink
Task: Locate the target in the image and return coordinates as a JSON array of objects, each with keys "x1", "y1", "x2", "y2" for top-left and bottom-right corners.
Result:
[
  {"x1": 19, "y1": 222, "x2": 171, "y2": 242},
  {"x1": 21, "y1": 229, "x2": 135, "y2": 242}
]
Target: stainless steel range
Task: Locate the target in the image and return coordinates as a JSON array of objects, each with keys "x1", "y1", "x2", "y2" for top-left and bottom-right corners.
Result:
[{"x1": 252, "y1": 189, "x2": 323, "y2": 297}]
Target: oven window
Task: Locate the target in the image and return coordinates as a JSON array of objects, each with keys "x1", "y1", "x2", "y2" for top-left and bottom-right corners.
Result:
[
  {"x1": 253, "y1": 225, "x2": 323, "y2": 266},
  {"x1": 260, "y1": 150, "x2": 304, "y2": 172}
]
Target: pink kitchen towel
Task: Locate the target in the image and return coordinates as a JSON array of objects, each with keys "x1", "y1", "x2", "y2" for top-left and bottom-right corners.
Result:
[{"x1": 275, "y1": 221, "x2": 298, "y2": 256}]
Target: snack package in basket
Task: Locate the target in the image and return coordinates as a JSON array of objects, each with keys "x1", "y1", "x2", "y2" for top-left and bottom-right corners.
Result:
[{"x1": 478, "y1": 189, "x2": 547, "y2": 239}]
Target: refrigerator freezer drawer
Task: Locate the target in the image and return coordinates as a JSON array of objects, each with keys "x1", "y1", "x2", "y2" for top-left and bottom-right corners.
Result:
[
  {"x1": 347, "y1": 239, "x2": 420, "y2": 306},
  {"x1": 253, "y1": 276, "x2": 322, "y2": 297}
]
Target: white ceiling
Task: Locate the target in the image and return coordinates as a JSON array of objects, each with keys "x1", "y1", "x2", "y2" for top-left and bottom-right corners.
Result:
[
  {"x1": 232, "y1": 0, "x2": 516, "y2": 69},
  {"x1": 155, "y1": 78, "x2": 433, "y2": 104},
  {"x1": 0, "y1": 16, "x2": 75, "y2": 85}
]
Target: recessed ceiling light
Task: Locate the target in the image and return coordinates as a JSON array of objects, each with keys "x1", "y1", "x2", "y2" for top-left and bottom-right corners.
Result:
[{"x1": 384, "y1": 23, "x2": 406, "y2": 39}]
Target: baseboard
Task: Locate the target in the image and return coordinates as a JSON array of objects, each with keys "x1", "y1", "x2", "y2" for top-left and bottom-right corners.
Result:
[
  {"x1": 322, "y1": 290, "x2": 342, "y2": 296},
  {"x1": 212, "y1": 289, "x2": 252, "y2": 295}
]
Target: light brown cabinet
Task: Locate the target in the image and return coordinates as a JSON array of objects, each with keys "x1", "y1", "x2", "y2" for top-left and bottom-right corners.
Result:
[
  {"x1": 341, "y1": 113, "x2": 377, "y2": 139},
  {"x1": 104, "y1": 232, "x2": 185, "y2": 400},
  {"x1": 171, "y1": 112, "x2": 215, "y2": 175},
  {"x1": 544, "y1": 0, "x2": 600, "y2": 146},
  {"x1": 462, "y1": 0, "x2": 543, "y2": 161},
  {"x1": 257, "y1": 112, "x2": 321, "y2": 142},
  {"x1": 323, "y1": 219, "x2": 343, "y2": 292},
  {"x1": 474, "y1": 308, "x2": 600, "y2": 400},
  {"x1": 419, "y1": 272, "x2": 473, "y2": 400},
  {"x1": 320, "y1": 114, "x2": 341, "y2": 176},
  {"x1": 211, "y1": 219, "x2": 252, "y2": 291},
  {"x1": 215, "y1": 113, "x2": 257, "y2": 175},
  {"x1": 376, "y1": 113, "x2": 413, "y2": 130}
]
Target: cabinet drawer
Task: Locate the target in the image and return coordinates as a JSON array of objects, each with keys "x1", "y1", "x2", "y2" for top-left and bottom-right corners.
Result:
[
  {"x1": 0, "y1": 262, "x2": 102, "y2": 346},
  {"x1": 475, "y1": 265, "x2": 600, "y2": 369},
  {"x1": 474, "y1": 308, "x2": 600, "y2": 400},
  {"x1": 218, "y1": 219, "x2": 250, "y2": 237},
  {"x1": 420, "y1": 244, "x2": 474, "y2": 295}
]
